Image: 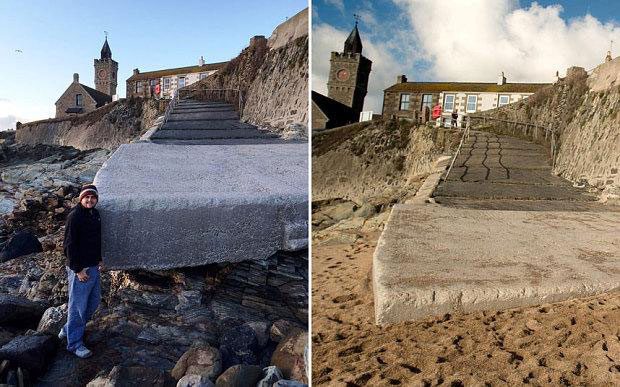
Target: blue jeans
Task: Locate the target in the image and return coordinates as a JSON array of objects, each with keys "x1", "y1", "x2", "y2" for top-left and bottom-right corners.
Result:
[{"x1": 62, "y1": 266, "x2": 101, "y2": 352}]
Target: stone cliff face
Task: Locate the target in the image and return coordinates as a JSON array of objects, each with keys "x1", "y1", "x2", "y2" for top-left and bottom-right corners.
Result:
[
  {"x1": 15, "y1": 98, "x2": 162, "y2": 150},
  {"x1": 190, "y1": 9, "x2": 308, "y2": 135},
  {"x1": 312, "y1": 120, "x2": 458, "y2": 203},
  {"x1": 472, "y1": 59, "x2": 620, "y2": 202}
]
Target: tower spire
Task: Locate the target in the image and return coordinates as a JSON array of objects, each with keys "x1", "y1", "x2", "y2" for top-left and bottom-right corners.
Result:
[
  {"x1": 344, "y1": 16, "x2": 363, "y2": 54},
  {"x1": 100, "y1": 33, "x2": 112, "y2": 60}
]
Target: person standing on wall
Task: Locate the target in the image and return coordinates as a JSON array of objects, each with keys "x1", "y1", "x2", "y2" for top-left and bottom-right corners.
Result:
[
  {"x1": 59, "y1": 184, "x2": 103, "y2": 359},
  {"x1": 451, "y1": 109, "x2": 459, "y2": 128}
]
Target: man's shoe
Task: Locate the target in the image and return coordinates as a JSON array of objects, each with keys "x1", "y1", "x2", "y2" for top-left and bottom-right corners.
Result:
[
  {"x1": 72, "y1": 345, "x2": 92, "y2": 359},
  {"x1": 58, "y1": 329, "x2": 66, "y2": 340}
]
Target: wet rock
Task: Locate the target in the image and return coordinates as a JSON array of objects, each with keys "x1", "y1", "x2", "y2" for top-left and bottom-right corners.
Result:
[
  {"x1": 177, "y1": 374, "x2": 215, "y2": 387},
  {"x1": 0, "y1": 230, "x2": 42, "y2": 262},
  {"x1": 171, "y1": 345, "x2": 222, "y2": 381},
  {"x1": 37, "y1": 303, "x2": 67, "y2": 335},
  {"x1": 214, "y1": 365, "x2": 262, "y2": 387},
  {"x1": 219, "y1": 324, "x2": 259, "y2": 368},
  {"x1": 273, "y1": 380, "x2": 307, "y2": 387},
  {"x1": 270, "y1": 331, "x2": 307, "y2": 383},
  {"x1": 269, "y1": 320, "x2": 303, "y2": 343},
  {"x1": 86, "y1": 365, "x2": 176, "y2": 387},
  {"x1": 0, "y1": 294, "x2": 46, "y2": 326},
  {"x1": 246, "y1": 321, "x2": 270, "y2": 347},
  {"x1": 257, "y1": 365, "x2": 283, "y2": 387},
  {"x1": 0, "y1": 333, "x2": 56, "y2": 376}
]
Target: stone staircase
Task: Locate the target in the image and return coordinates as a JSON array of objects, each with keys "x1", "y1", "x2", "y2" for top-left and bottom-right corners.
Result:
[
  {"x1": 151, "y1": 99, "x2": 279, "y2": 143},
  {"x1": 93, "y1": 98, "x2": 307, "y2": 271},
  {"x1": 373, "y1": 130, "x2": 620, "y2": 325}
]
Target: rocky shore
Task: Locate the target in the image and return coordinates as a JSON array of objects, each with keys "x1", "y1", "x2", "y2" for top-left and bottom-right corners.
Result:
[{"x1": 0, "y1": 131, "x2": 308, "y2": 386}]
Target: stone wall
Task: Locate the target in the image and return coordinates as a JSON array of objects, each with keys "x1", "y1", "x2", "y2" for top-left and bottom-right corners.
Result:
[
  {"x1": 469, "y1": 60, "x2": 619, "y2": 202},
  {"x1": 189, "y1": 8, "x2": 308, "y2": 134},
  {"x1": 16, "y1": 98, "x2": 162, "y2": 150},
  {"x1": 312, "y1": 119, "x2": 459, "y2": 203}
]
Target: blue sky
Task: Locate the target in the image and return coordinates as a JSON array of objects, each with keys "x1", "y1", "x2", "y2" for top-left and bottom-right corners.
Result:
[
  {"x1": 313, "y1": 0, "x2": 620, "y2": 112},
  {"x1": 0, "y1": 0, "x2": 307, "y2": 129}
]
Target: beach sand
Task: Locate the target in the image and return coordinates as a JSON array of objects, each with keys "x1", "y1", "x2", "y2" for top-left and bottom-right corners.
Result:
[{"x1": 312, "y1": 231, "x2": 620, "y2": 386}]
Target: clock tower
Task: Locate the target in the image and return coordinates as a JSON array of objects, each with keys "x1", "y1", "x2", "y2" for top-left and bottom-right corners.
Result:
[
  {"x1": 327, "y1": 21, "x2": 372, "y2": 119},
  {"x1": 94, "y1": 37, "x2": 118, "y2": 97}
]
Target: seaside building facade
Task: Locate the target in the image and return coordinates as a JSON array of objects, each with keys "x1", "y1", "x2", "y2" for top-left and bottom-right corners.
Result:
[{"x1": 126, "y1": 57, "x2": 228, "y2": 99}]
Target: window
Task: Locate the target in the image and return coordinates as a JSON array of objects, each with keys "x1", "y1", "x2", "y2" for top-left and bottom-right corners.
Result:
[
  {"x1": 498, "y1": 94, "x2": 510, "y2": 107},
  {"x1": 421, "y1": 94, "x2": 433, "y2": 111},
  {"x1": 136, "y1": 81, "x2": 144, "y2": 93},
  {"x1": 199, "y1": 73, "x2": 208, "y2": 80},
  {"x1": 163, "y1": 77, "x2": 171, "y2": 91},
  {"x1": 75, "y1": 94, "x2": 83, "y2": 106},
  {"x1": 178, "y1": 77, "x2": 186, "y2": 88},
  {"x1": 399, "y1": 94, "x2": 410, "y2": 110},
  {"x1": 466, "y1": 95, "x2": 478, "y2": 113},
  {"x1": 443, "y1": 94, "x2": 455, "y2": 112}
]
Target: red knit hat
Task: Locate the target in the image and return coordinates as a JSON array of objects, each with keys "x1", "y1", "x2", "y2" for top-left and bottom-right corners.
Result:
[{"x1": 79, "y1": 184, "x2": 98, "y2": 201}]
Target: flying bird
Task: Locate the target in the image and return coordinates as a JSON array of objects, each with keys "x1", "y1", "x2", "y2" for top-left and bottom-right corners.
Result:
[{"x1": 15, "y1": 49, "x2": 22, "y2": 53}]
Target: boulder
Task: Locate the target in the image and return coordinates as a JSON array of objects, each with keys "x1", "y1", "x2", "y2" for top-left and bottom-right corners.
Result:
[
  {"x1": 177, "y1": 374, "x2": 215, "y2": 387},
  {"x1": 270, "y1": 331, "x2": 307, "y2": 383},
  {"x1": 214, "y1": 365, "x2": 262, "y2": 387},
  {"x1": 86, "y1": 365, "x2": 176, "y2": 387},
  {"x1": 246, "y1": 321, "x2": 270, "y2": 347},
  {"x1": 171, "y1": 345, "x2": 222, "y2": 381},
  {"x1": 273, "y1": 380, "x2": 307, "y2": 387},
  {"x1": 269, "y1": 320, "x2": 303, "y2": 343},
  {"x1": 0, "y1": 230, "x2": 42, "y2": 262},
  {"x1": 0, "y1": 294, "x2": 46, "y2": 326},
  {"x1": 37, "y1": 304, "x2": 67, "y2": 335},
  {"x1": 219, "y1": 324, "x2": 258, "y2": 368},
  {"x1": 0, "y1": 334, "x2": 56, "y2": 376},
  {"x1": 256, "y1": 366, "x2": 283, "y2": 387}
]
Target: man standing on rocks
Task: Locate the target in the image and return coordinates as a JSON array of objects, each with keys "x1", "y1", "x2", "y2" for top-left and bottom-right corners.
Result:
[{"x1": 59, "y1": 184, "x2": 103, "y2": 358}]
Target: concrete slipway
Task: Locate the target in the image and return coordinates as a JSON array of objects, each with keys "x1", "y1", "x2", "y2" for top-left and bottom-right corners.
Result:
[
  {"x1": 373, "y1": 131, "x2": 620, "y2": 325},
  {"x1": 93, "y1": 100, "x2": 307, "y2": 270}
]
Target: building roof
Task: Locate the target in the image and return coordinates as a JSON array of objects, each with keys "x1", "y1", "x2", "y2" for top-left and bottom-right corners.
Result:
[
  {"x1": 127, "y1": 62, "x2": 229, "y2": 81},
  {"x1": 344, "y1": 23, "x2": 363, "y2": 54},
  {"x1": 101, "y1": 38, "x2": 112, "y2": 60},
  {"x1": 80, "y1": 84, "x2": 112, "y2": 106},
  {"x1": 384, "y1": 81, "x2": 550, "y2": 93},
  {"x1": 312, "y1": 91, "x2": 352, "y2": 120}
]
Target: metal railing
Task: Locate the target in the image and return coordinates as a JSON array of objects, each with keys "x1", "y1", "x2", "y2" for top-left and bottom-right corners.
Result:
[
  {"x1": 443, "y1": 117, "x2": 471, "y2": 183},
  {"x1": 161, "y1": 89, "x2": 179, "y2": 128}
]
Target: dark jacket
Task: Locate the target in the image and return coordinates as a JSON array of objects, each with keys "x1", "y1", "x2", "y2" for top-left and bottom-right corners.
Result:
[{"x1": 63, "y1": 203, "x2": 102, "y2": 273}]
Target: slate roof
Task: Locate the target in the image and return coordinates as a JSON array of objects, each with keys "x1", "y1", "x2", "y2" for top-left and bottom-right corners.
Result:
[
  {"x1": 80, "y1": 84, "x2": 112, "y2": 107},
  {"x1": 127, "y1": 62, "x2": 229, "y2": 81},
  {"x1": 344, "y1": 23, "x2": 362, "y2": 54},
  {"x1": 385, "y1": 82, "x2": 550, "y2": 93},
  {"x1": 312, "y1": 91, "x2": 353, "y2": 119},
  {"x1": 101, "y1": 38, "x2": 112, "y2": 60}
]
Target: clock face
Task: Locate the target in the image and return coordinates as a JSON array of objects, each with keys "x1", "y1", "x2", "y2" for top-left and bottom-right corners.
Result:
[
  {"x1": 336, "y1": 69, "x2": 350, "y2": 81},
  {"x1": 98, "y1": 69, "x2": 107, "y2": 79}
]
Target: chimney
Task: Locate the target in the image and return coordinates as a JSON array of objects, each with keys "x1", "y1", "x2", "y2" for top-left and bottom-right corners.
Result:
[
  {"x1": 497, "y1": 72, "x2": 506, "y2": 85},
  {"x1": 199, "y1": 56, "x2": 205, "y2": 66},
  {"x1": 555, "y1": 70, "x2": 560, "y2": 82},
  {"x1": 73, "y1": 73, "x2": 79, "y2": 83},
  {"x1": 133, "y1": 68, "x2": 140, "y2": 75},
  {"x1": 396, "y1": 75, "x2": 407, "y2": 83}
]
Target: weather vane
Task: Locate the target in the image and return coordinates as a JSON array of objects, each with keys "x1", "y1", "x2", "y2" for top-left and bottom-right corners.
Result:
[
  {"x1": 104, "y1": 30, "x2": 109, "y2": 39},
  {"x1": 353, "y1": 13, "x2": 360, "y2": 26},
  {"x1": 611, "y1": 39, "x2": 614, "y2": 53}
]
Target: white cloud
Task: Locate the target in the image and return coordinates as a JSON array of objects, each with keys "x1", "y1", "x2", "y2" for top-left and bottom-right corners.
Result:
[
  {"x1": 312, "y1": 23, "x2": 409, "y2": 113},
  {"x1": 395, "y1": 0, "x2": 620, "y2": 82},
  {"x1": 0, "y1": 98, "x2": 54, "y2": 130},
  {"x1": 325, "y1": 0, "x2": 345, "y2": 13}
]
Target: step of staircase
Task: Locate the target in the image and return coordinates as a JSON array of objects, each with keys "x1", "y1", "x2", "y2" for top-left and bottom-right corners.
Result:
[{"x1": 151, "y1": 128, "x2": 279, "y2": 140}]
